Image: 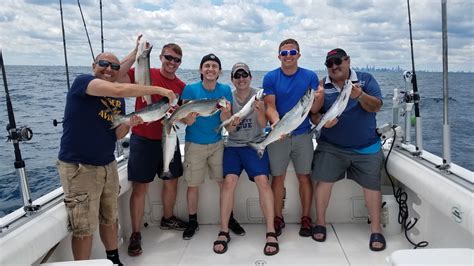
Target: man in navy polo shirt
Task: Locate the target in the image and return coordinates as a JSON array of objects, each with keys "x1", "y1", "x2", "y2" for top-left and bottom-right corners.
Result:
[{"x1": 310, "y1": 48, "x2": 386, "y2": 251}]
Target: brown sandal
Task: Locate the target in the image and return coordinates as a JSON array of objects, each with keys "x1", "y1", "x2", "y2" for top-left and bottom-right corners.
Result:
[
  {"x1": 263, "y1": 232, "x2": 279, "y2": 256},
  {"x1": 213, "y1": 231, "x2": 231, "y2": 254}
]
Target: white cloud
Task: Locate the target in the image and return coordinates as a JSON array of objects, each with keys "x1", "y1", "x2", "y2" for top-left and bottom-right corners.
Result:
[{"x1": 0, "y1": 0, "x2": 472, "y2": 72}]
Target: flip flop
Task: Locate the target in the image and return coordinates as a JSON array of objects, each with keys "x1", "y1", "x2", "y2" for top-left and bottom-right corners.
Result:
[
  {"x1": 213, "y1": 231, "x2": 231, "y2": 254},
  {"x1": 369, "y1": 233, "x2": 386, "y2": 251},
  {"x1": 311, "y1": 225, "x2": 326, "y2": 242}
]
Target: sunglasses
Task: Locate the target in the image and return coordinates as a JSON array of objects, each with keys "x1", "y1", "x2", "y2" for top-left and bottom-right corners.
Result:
[
  {"x1": 163, "y1": 54, "x2": 182, "y2": 63},
  {"x1": 279, "y1": 49, "x2": 299, "y2": 57},
  {"x1": 97, "y1": 60, "x2": 120, "y2": 71},
  {"x1": 233, "y1": 72, "x2": 249, "y2": 79},
  {"x1": 325, "y1": 57, "x2": 348, "y2": 68}
]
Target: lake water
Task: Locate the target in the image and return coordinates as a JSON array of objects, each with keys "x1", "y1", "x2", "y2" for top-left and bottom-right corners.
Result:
[{"x1": 1, "y1": 66, "x2": 473, "y2": 216}]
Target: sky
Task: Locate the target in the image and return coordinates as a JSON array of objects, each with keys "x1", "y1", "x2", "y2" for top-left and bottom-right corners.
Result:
[{"x1": 0, "y1": 0, "x2": 472, "y2": 72}]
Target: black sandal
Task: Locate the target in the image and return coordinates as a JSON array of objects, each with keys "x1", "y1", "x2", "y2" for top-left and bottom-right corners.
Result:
[
  {"x1": 213, "y1": 231, "x2": 231, "y2": 254},
  {"x1": 263, "y1": 232, "x2": 279, "y2": 256},
  {"x1": 311, "y1": 225, "x2": 327, "y2": 242}
]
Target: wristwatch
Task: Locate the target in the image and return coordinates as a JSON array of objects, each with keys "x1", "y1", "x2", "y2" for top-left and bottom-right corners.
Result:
[{"x1": 356, "y1": 91, "x2": 365, "y2": 102}]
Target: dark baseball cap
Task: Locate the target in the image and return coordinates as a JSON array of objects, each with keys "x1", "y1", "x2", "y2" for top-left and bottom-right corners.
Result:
[
  {"x1": 326, "y1": 48, "x2": 348, "y2": 61},
  {"x1": 200, "y1": 53, "x2": 222, "y2": 69}
]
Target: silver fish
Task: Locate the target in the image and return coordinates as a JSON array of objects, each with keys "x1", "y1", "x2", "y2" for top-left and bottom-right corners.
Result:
[
  {"x1": 312, "y1": 79, "x2": 353, "y2": 138},
  {"x1": 111, "y1": 97, "x2": 169, "y2": 128},
  {"x1": 164, "y1": 97, "x2": 228, "y2": 133},
  {"x1": 215, "y1": 89, "x2": 264, "y2": 133},
  {"x1": 162, "y1": 120, "x2": 178, "y2": 179},
  {"x1": 135, "y1": 40, "x2": 153, "y2": 105},
  {"x1": 249, "y1": 87, "x2": 315, "y2": 158}
]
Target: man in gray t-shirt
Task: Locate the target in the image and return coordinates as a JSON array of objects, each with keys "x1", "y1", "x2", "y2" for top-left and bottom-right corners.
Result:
[{"x1": 212, "y1": 63, "x2": 279, "y2": 256}]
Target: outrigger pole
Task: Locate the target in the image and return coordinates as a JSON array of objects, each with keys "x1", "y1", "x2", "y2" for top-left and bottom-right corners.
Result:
[
  {"x1": 0, "y1": 50, "x2": 39, "y2": 213},
  {"x1": 406, "y1": 0, "x2": 423, "y2": 154},
  {"x1": 440, "y1": 0, "x2": 451, "y2": 169}
]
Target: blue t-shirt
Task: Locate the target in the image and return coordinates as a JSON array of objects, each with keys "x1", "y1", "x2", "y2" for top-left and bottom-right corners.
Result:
[
  {"x1": 262, "y1": 67, "x2": 318, "y2": 135},
  {"x1": 58, "y1": 74, "x2": 126, "y2": 165},
  {"x1": 319, "y1": 71, "x2": 382, "y2": 150},
  {"x1": 181, "y1": 81, "x2": 233, "y2": 144}
]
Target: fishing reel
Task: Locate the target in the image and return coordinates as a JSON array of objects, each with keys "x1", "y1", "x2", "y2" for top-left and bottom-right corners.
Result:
[
  {"x1": 402, "y1": 71, "x2": 420, "y2": 104},
  {"x1": 6, "y1": 124, "x2": 33, "y2": 142}
]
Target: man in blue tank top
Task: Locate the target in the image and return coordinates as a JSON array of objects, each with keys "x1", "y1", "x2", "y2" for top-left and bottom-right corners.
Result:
[
  {"x1": 263, "y1": 38, "x2": 320, "y2": 237},
  {"x1": 57, "y1": 37, "x2": 176, "y2": 265},
  {"x1": 310, "y1": 48, "x2": 386, "y2": 251}
]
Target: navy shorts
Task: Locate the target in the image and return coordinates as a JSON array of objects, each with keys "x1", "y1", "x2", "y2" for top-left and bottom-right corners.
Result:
[
  {"x1": 128, "y1": 134, "x2": 183, "y2": 183},
  {"x1": 223, "y1": 146, "x2": 270, "y2": 182}
]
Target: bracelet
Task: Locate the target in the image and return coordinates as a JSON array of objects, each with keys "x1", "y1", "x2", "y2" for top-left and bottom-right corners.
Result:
[{"x1": 356, "y1": 91, "x2": 365, "y2": 101}]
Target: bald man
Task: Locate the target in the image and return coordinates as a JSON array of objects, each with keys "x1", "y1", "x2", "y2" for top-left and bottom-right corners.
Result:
[{"x1": 57, "y1": 44, "x2": 175, "y2": 265}]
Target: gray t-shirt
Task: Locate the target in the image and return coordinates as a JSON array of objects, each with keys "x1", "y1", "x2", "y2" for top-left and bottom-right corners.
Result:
[{"x1": 226, "y1": 87, "x2": 266, "y2": 147}]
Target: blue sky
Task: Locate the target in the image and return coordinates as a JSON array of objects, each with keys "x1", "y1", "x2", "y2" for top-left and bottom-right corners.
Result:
[{"x1": 0, "y1": 0, "x2": 472, "y2": 72}]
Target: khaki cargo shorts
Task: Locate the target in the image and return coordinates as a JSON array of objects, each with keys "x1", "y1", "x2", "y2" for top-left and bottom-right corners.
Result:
[
  {"x1": 183, "y1": 140, "x2": 224, "y2": 186},
  {"x1": 57, "y1": 160, "x2": 119, "y2": 237}
]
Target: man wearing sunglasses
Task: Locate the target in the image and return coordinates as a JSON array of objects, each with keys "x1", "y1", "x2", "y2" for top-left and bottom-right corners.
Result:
[
  {"x1": 213, "y1": 63, "x2": 278, "y2": 256},
  {"x1": 310, "y1": 48, "x2": 385, "y2": 251},
  {"x1": 57, "y1": 37, "x2": 176, "y2": 265},
  {"x1": 121, "y1": 42, "x2": 188, "y2": 257},
  {"x1": 263, "y1": 38, "x2": 320, "y2": 238}
]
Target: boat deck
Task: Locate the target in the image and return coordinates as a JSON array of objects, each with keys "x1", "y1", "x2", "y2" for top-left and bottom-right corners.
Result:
[{"x1": 119, "y1": 223, "x2": 412, "y2": 266}]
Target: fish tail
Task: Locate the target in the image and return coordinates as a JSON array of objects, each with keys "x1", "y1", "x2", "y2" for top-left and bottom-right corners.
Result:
[
  {"x1": 161, "y1": 170, "x2": 173, "y2": 179},
  {"x1": 110, "y1": 114, "x2": 124, "y2": 129},
  {"x1": 248, "y1": 142, "x2": 265, "y2": 159}
]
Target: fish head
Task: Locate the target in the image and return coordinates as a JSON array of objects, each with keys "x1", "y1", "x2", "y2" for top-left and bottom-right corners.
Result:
[{"x1": 216, "y1": 97, "x2": 228, "y2": 109}]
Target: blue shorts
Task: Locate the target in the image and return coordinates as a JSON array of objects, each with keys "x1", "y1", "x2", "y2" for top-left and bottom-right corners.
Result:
[
  {"x1": 128, "y1": 134, "x2": 183, "y2": 183},
  {"x1": 223, "y1": 146, "x2": 270, "y2": 182}
]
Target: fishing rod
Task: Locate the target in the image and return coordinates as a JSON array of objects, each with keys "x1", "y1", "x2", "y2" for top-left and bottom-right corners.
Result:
[
  {"x1": 53, "y1": 0, "x2": 70, "y2": 127},
  {"x1": 0, "y1": 50, "x2": 39, "y2": 213},
  {"x1": 406, "y1": 0, "x2": 423, "y2": 155},
  {"x1": 78, "y1": 0, "x2": 95, "y2": 61},
  {"x1": 59, "y1": 0, "x2": 70, "y2": 91},
  {"x1": 100, "y1": 0, "x2": 104, "y2": 53}
]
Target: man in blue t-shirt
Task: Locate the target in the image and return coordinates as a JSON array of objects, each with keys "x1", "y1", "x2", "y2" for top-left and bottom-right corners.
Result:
[
  {"x1": 180, "y1": 54, "x2": 245, "y2": 240},
  {"x1": 263, "y1": 38, "x2": 321, "y2": 237},
  {"x1": 57, "y1": 39, "x2": 176, "y2": 265},
  {"x1": 310, "y1": 48, "x2": 386, "y2": 252}
]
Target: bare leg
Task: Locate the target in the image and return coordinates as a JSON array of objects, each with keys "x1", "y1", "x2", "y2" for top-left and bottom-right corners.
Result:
[
  {"x1": 314, "y1": 181, "x2": 334, "y2": 240},
  {"x1": 162, "y1": 178, "x2": 178, "y2": 218},
  {"x1": 71, "y1": 235, "x2": 93, "y2": 260},
  {"x1": 129, "y1": 182, "x2": 149, "y2": 233},
  {"x1": 255, "y1": 175, "x2": 277, "y2": 254},
  {"x1": 186, "y1": 186, "x2": 199, "y2": 215},
  {"x1": 364, "y1": 188, "x2": 383, "y2": 249},
  {"x1": 100, "y1": 223, "x2": 118, "y2": 250},
  {"x1": 296, "y1": 173, "x2": 313, "y2": 217},
  {"x1": 214, "y1": 175, "x2": 238, "y2": 253},
  {"x1": 271, "y1": 174, "x2": 285, "y2": 218}
]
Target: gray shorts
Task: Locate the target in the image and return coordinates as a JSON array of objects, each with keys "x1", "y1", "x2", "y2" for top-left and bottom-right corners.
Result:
[
  {"x1": 267, "y1": 132, "x2": 314, "y2": 176},
  {"x1": 311, "y1": 141, "x2": 384, "y2": 191}
]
